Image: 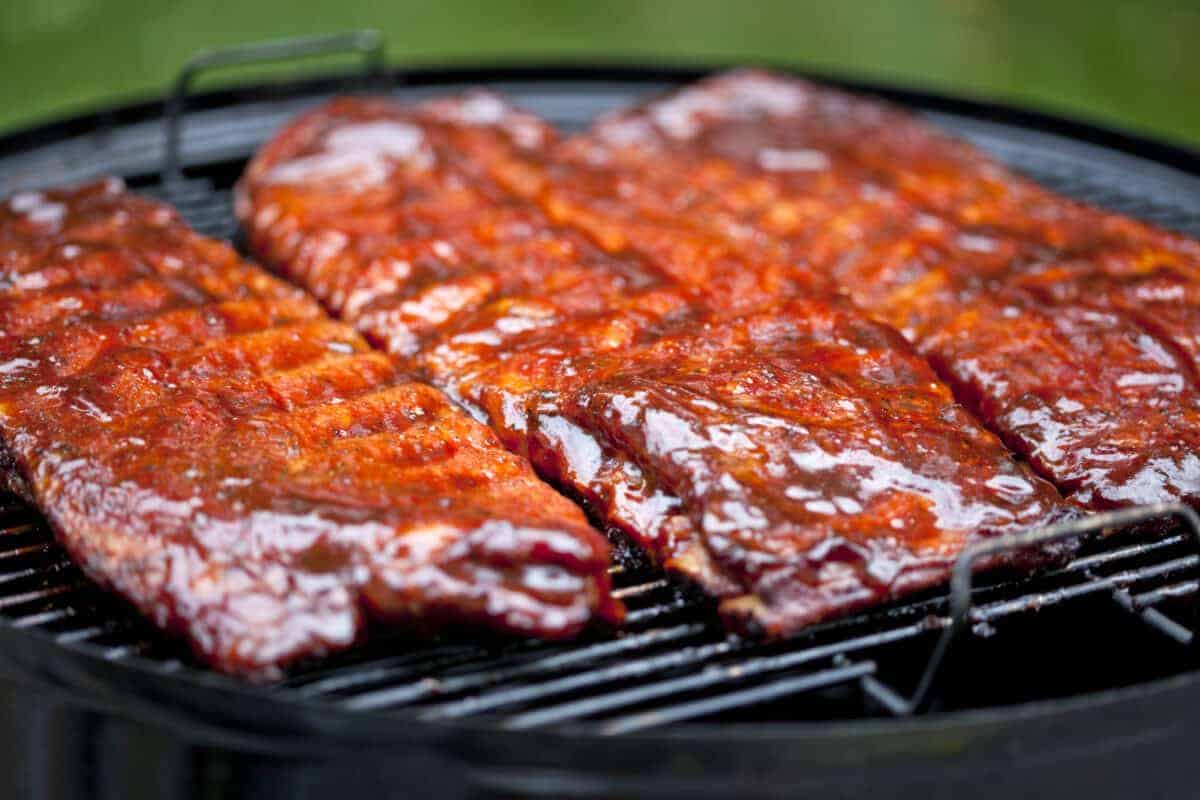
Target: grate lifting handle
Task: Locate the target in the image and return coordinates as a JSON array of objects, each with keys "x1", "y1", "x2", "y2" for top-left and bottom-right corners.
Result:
[
  {"x1": 899, "y1": 503, "x2": 1200, "y2": 714},
  {"x1": 162, "y1": 29, "x2": 386, "y2": 190}
]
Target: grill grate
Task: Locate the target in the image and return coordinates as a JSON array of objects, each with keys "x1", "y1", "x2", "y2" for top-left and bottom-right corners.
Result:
[
  {"x1": 3, "y1": 491, "x2": 1200, "y2": 732},
  {"x1": 3, "y1": 57, "x2": 1200, "y2": 737}
]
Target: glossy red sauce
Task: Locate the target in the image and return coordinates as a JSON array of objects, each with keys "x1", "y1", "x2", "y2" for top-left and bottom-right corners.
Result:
[
  {"x1": 240, "y1": 92, "x2": 1073, "y2": 637},
  {"x1": 0, "y1": 180, "x2": 620, "y2": 679},
  {"x1": 583, "y1": 70, "x2": 1200, "y2": 509}
]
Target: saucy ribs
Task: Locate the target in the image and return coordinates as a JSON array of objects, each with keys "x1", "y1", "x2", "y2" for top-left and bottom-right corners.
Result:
[
  {"x1": 0, "y1": 179, "x2": 620, "y2": 679},
  {"x1": 239, "y1": 94, "x2": 1072, "y2": 637},
  {"x1": 583, "y1": 70, "x2": 1200, "y2": 509}
]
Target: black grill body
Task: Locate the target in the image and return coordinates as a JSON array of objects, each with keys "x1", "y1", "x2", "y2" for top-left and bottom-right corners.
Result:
[{"x1": 2, "y1": 65, "x2": 1200, "y2": 799}]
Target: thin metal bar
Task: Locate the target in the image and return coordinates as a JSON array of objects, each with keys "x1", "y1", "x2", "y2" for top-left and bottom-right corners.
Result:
[
  {"x1": 287, "y1": 645, "x2": 488, "y2": 695},
  {"x1": 612, "y1": 579, "x2": 670, "y2": 600},
  {"x1": 0, "y1": 582, "x2": 80, "y2": 611},
  {"x1": 466, "y1": 624, "x2": 929, "y2": 727},
  {"x1": 1109, "y1": 588, "x2": 1195, "y2": 645},
  {"x1": 1090, "y1": 555, "x2": 1200, "y2": 587},
  {"x1": 54, "y1": 625, "x2": 121, "y2": 644},
  {"x1": 904, "y1": 503, "x2": 1200, "y2": 714},
  {"x1": 624, "y1": 596, "x2": 695, "y2": 625},
  {"x1": 595, "y1": 661, "x2": 877, "y2": 734},
  {"x1": 1132, "y1": 580, "x2": 1200, "y2": 608},
  {"x1": 178, "y1": 201, "x2": 236, "y2": 225},
  {"x1": 859, "y1": 674, "x2": 914, "y2": 716},
  {"x1": 1069, "y1": 533, "x2": 1189, "y2": 571},
  {"x1": 0, "y1": 562, "x2": 74, "y2": 586},
  {"x1": 1139, "y1": 608, "x2": 1194, "y2": 644},
  {"x1": 101, "y1": 644, "x2": 147, "y2": 660},
  {"x1": 163, "y1": 30, "x2": 385, "y2": 189},
  {"x1": 411, "y1": 624, "x2": 712, "y2": 717},
  {"x1": 0, "y1": 523, "x2": 41, "y2": 539},
  {"x1": 0, "y1": 543, "x2": 57, "y2": 561},
  {"x1": 348, "y1": 628, "x2": 730, "y2": 713},
  {"x1": 10, "y1": 608, "x2": 74, "y2": 629}
]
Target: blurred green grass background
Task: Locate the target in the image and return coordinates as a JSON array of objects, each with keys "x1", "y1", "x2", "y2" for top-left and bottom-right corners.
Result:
[{"x1": 2, "y1": 0, "x2": 1199, "y2": 144}]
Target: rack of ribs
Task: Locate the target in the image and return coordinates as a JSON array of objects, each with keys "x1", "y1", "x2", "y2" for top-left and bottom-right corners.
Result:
[
  {"x1": 580, "y1": 70, "x2": 1200, "y2": 509},
  {"x1": 239, "y1": 93, "x2": 1073, "y2": 638},
  {"x1": 0, "y1": 179, "x2": 620, "y2": 679}
]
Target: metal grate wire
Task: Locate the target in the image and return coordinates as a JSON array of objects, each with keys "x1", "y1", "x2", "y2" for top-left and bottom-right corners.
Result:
[{"x1": 2, "y1": 493, "x2": 1199, "y2": 732}]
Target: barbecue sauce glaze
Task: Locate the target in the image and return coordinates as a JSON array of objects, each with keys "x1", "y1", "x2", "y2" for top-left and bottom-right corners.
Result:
[
  {"x1": 584, "y1": 70, "x2": 1200, "y2": 509},
  {"x1": 239, "y1": 92, "x2": 1073, "y2": 637},
  {"x1": 0, "y1": 180, "x2": 620, "y2": 679}
]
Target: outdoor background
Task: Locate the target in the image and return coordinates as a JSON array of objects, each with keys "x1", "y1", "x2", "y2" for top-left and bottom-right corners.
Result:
[{"x1": 1, "y1": 0, "x2": 1199, "y2": 145}]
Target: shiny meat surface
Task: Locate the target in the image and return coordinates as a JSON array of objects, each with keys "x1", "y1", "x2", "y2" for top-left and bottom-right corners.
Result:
[
  {"x1": 239, "y1": 94, "x2": 1072, "y2": 636},
  {"x1": 583, "y1": 69, "x2": 1200, "y2": 508},
  {"x1": 0, "y1": 180, "x2": 619, "y2": 679}
]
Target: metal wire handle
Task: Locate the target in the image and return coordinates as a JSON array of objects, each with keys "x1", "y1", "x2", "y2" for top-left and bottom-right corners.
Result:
[
  {"x1": 901, "y1": 502, "x2": 1200, "y2": 713},
  {"x1": 162, "y1": 29, "x2": 386, "y2": 189}
]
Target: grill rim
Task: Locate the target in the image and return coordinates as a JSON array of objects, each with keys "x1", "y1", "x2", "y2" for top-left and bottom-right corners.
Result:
[
  {"x1": 1, "y1": 63, "x2": 1200, "y2": 753},
  {"x1": 3, "y1": 61, "x2": 1200, "y2": 177}
]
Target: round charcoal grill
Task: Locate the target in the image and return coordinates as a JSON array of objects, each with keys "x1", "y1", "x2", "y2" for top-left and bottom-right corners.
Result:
[{"x1": 3, "y1": 33, "x2": 1200, "y2": 800}]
